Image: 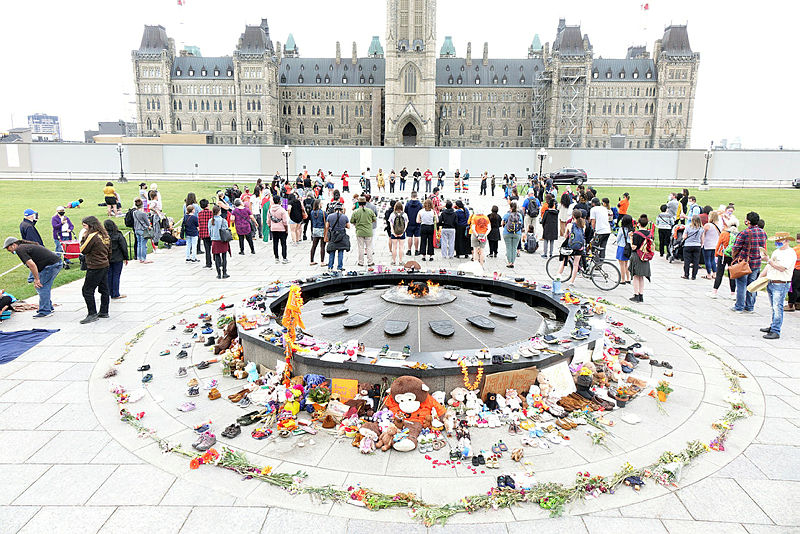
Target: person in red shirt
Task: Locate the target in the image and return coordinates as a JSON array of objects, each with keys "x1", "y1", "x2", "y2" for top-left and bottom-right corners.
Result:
[
  {"x1": 423, "y1": 168, "x2": 433, "y2": 193},
  {"x1": 197, "y1": 199, "x2": 213, "y2": 268},
  {"x1": 341, "y1": 171, "x2": 350, "y2": 192}
]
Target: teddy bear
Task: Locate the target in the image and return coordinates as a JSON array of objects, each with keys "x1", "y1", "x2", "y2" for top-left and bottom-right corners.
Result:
[
  {"x1": 526, "y1": 385, "x2": 541, "y2": 409},
  {"x1": 358, "y1": 422, "x2": 379, "y2": 454},
  {"x1": 233, "y1": 360, "x2": 247, "y2": 380},
  {"x1": 245, "y1": 362, "x2": 259, "y2": 383},
  {"x1": 214, "y1": 322, "x2": 238, "y2": 355},
  {"x1": 505, "y1": 389, "x2": 523, "y2": 411},
  {"x1": 484, "y1": 393, "x2": 499, "y2": 411},
  {"x1": 538, "y1": 374, "x2": 553, "y2": 398},
  {"x1": 443, "y1": 407, "x2": 457, "y2": 434},
  {"x1": 464, "y1": 390, "x2": 482, "y2": 412},
  {"x1": 448, "y1": 387, "x2": 468, "y2": 413},
  {"x1": 431, "y1": 390, "x2": 446, "y2": 406},
  {"x1": 375, "y1": 421, "x2": 399, "y2": 451},
  {"x1": 383, "y1": 376, "x2": 445, "y2": 452}
]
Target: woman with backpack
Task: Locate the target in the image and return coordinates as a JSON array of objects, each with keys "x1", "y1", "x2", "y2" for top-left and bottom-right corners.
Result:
[
  {"x1": 501, "y1": 202, "x2": 523, "y2": 268},
  {"x1": 540, "y1": 198, "x2": 559, "y2": 258},
  {"x1": 208, "y1": 206, "x2": 230, "y2": 279},
  {"x1": 388, "y1": 201, "x2": 408, "y2": 265},
  {"x1": 267, "y1": 196, "x2": 290, "y2": 264},
  {"x1": 629, "y1": 215, "x2": 654, "y2": 302},
  {"x1": 104, "y1": 219, "x2": 128, "y2": 300},
  {"x1": 469, "y1": 208, "x2": 490, "y2": 267},
  {"x1": 701, "y1": 210, "x2": 722, "y2": 279},
  {"x1": 309, "y1": 199, "x2": 326, "y2": 266},
  {"x1": 709, "y1": 224, "x2": 738, "y2": 299},
  {"x1": 555, "y1": 209, "x2": 586, "y2": 287},
  {"x1": 417, "y1": 199, "x2": 436, "y2": 262},
  {"x1": 487, "y1": 206, "x2": 502, "y2": 258},
  {"x1": 616, "y1": 214, "x2": 634, "y2": 285},
  {"x1": 682, "y1": 214, "x2": 703, "y2": 280}
]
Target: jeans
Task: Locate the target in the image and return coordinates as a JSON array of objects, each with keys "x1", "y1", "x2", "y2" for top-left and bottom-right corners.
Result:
[
  {"x1": 437, "y1": 179, "x2": 444, "y2": 189},
  {"x1": 356, "y1": 236, "x2": 374, "y2": 265},
  {"x1": 734, "y1": 268, "x2": 760, "y2": 311},
  {"x1": 702, "y1": 248, "x2": 717, "y2": 274},
  {"x1": 767, "y1": 282, "x2": 790, "y2": 335},
  {"x1": 83, "y1": 267, "x2": 109, "y2": 316},
  {"x1": 54, "y1": 237, "x2": 72, "y2": 264},
  {"x1": 504, "y1": 233, "x2": 522, "y2": 264},
  {"x1": 413, "y1": 179, "x2": 420, "y2": 192},
  {"x1": 185, "y1": 235, "x2": 198, "y2": 260},
  {"x1": 543, "y1": 240, "x2": 555, "y2": 256},
  {"x1": 480, "y1": 182, "x2": 487, "y2": 195},
  {"x1": 107, "y1": 261, "x2": 123, "y2": 298},
  {"x1": 683, "y1": 246, "x2": 701, "y2": 278},
  {"x1": 420, "y1": 224, "x2": 435, "y2": 256},
  {"x1": 425, "y1": 181, "x2": 432, "y2": 193},
  {"x1": 202, "y1": 237, "x2": 212, "y2": 267},
  {"x1": 35, "y1": 262, "x2": 61, "y2": 314},
  {"x1": 400, "y1": 180, "x2": 406, "y2": 191},
  {"x1": 440, "y1": 228, "x2": 456, "y2": 258},
  {"x1": 327, "y1": 249, "x2": 344, "y2": 270},
  {"x1": 389, "y1": 182, "x2": 395, "y2": 193},
  {"x1": 135, "y1": 230, "x2": 148, "y2": 260},
  {"x1": 271, "y1": 231, "x2": 287, "y2": 259}
]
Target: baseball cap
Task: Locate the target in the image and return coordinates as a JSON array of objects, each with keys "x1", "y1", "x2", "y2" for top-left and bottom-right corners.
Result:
[
  {"x1": 23, "y1": 209, "x2": 36, "y2": 216},
  {"x1": 56, "y1": 206, "x2": 65, "y2": 212},
  {"x1": 3, "y1": 236, "x2": 17, "y2": 248}
]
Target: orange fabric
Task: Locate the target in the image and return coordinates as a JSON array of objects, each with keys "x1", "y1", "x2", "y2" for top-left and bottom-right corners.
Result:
[
  {"x1": 794, "y1": 244, "x2": 800, "y2": 269},
  {"x1": 384, "y1": 394, "x2": 446, "y2": 423},
  {"x1": 716, "y1": 231, "x2": 730, "y2": 257},
  {"x1": 471, "y1": 214, "x2": 490, "y2": 234},
  {"x1": 618, "y1": 198, "x2": 630, "y2": 215},
  {"x1": 539, "y1": 204, "x2": 548, "y2": 218}
]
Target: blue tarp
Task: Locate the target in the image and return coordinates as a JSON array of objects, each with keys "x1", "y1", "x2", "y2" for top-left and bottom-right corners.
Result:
[{"x1": 0, "y1": 329, "x2": 60, "y2": 364}]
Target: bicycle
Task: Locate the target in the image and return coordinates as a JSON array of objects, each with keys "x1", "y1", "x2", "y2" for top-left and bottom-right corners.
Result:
[{"x1": 545, "y1": 241, "x2": 621, "y2": 291}]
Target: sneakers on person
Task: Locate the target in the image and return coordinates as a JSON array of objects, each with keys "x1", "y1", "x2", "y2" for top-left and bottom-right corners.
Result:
[
  {"x1": 282, "y1": 259, "x2": 289, "y2": 264},
  {"x1": 33, "y1": 311, "x2": 53, "y2": 318},
  {"x1": 763, "y1": 332, "x2": 780, "y2": 340}
]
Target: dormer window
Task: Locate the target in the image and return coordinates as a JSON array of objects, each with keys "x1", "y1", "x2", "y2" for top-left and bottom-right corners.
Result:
[
  {"x1": 280, "y1": 74, "x2": 286, "y2": 83},
  {"x1": 201, "y1": 68, "x2": 207, "y2": 76},
  {"x1": 646, "y1": 70, "x2": 652, "y2": 79},
  {"x1": 619, "y1": 70, "x2": 625, "y2": 79},
  {"x1": 373, "y1": 64, "x2": 377, "y2": 71},
  {"x1": 606, "y1": 70, "x2": 612, "y2": 79},
  {"x1": 358, "y1": 65, "x2": 362, "y2": 71},
  {"x1": 298, "y1": 75, "x2": 304, "y2": 84},
  {"x1": 189, "y1": 69, "x2": 194, "y2": 76},
  {"x1": 520, "y1": 76, "x2": 525, "y2": 84},
  {"x1": 502, "y1": 75, "x2": 507, "y2": 85},
  {"x1": 632, "y1": 70, "x2": 639, "y2": 79},
  {"x1": 448, "y1": 75, "x2": 453, "y2": 85},
  {"x1": 342, "y1": 76, "x2": 347, "y2": 84},
  {"x1": 316, "y1": 74, "x2": 321, "y2": 83},
  {"x1": 456, "y1": 75, "x2": 462, "y2": 85},
  {"x1": 300, "y1": 65, "x2": 304, "y2": 71},
  {"x1": 460, "y1": 66, "x2": 465, "y2": 72},
  {"x1": 490, "y1": 65, "x2": 495, "y2": 72},
  {"x1": 368, "y1": 74, "x2": 374, "y2": 84},
  {"x1": 214, "y1": 69, "x2": 219, "y2": 77},
  {"x1": 592, "y1": 70, "x2": 598, "y2": 79},
  {"x1": 493, "y1": 75, "x2": 498, "y2": 84},
  {"x1": 325, "y1": 74, "x2": 330, "y2": 83},
  {"x1": 227, "y1": 69, "x2": 232, "y2": 76},
  {"x1": 360, "y1": 75, "x2": 365, "y2": 84},
  {"x1": 475, "y1": 76, "x2": 480, "y2": 85},
  {"x1": 315, "y1": 64, "x2": 319, "y2": 71},
  {"x1": 176, "y1": 69, "x2": 182, "y2": 76}
]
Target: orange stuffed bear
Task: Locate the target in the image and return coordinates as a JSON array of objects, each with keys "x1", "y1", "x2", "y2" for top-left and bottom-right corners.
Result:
[{"x1": 383, "y1": 375, "x2": 446, "y2": 424}]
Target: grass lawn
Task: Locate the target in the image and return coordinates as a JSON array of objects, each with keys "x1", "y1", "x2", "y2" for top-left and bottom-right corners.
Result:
[{"x1": 1, "y1": 180, "x2": 798, "y2": 301}]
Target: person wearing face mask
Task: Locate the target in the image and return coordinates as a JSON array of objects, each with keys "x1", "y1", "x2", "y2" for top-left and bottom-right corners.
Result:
[
  {"x1": 759, "y1": 232, "x2": 798, "y2": 339},
  {"x1": 51, "y1": 207, "x2": 74, "y2": 268},
  {"x1": 20, "y1": 209, "x2": 44, "y2": 246}
]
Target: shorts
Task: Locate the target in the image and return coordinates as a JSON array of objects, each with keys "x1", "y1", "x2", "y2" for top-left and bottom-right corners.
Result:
[
  {"x1": 615, "y1": 246, "x2": 630, "y2": 261},
  {"x1": 105, "y1": 196, "x2": 117, "y2": 206},
  {"x1": 405, "y1": 224, "x2": 421, "y2": 238},
  {"x1": 390, "y1": 233, "x2": 406, "y2": 240}
]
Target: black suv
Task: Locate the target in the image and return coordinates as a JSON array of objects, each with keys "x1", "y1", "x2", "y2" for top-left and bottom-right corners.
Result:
[{"x1": 549, "y1": 168, "x2": 588, "y2": 186}]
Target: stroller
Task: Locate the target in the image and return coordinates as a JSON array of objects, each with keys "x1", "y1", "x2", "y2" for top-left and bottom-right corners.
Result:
[{"x1": 667, "y1": 223, "x2": 685, "y2": 263}]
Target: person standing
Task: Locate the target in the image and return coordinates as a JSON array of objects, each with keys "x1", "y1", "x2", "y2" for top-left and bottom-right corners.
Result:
[
  {"x1": 232, "y1": 199, "x2": 257, "y2": 255},
  {"x1": 399, "y1": 167, "x2": 408, "y2": 191},
  {"x1": 454, "y1": 200, "x2": 471, "y2": 259},
  {"x1": 666, "y1": 193, "x2": 680, "y2": 220},
  {"x1": 103, "y1": 182, "x2": 118, "y2": 217},
  {"x1": 302, "y1": 192, "x2": 315, "y2": 241},
  {"x1": 558, "y1": 193, "x2": 575, "y2": 238},
  {"x1": 364, "y1": 167, "x2": 372, "y2": 194},
  {"x1": 462, "y1": 170, "x2": 470, "y2": 193},
  {"x1": 183, "y1": 192, "x2": 202, "y2": 257},
  {"x1": 351, "y1": 196, "x2": 377, "y2": 267},
  {"x1": 480, "y1": 173, "x2": 488, "y2": 196},
  {"x1": 589, "y1": 197, "x2": 612, "y2": 259},
  {"x1": 325, "y1": 204, "x2": 350, "y2": 271},
  {"x1": 682, "y1": 215, "x2": 703, "y2": 280},
  {"x1": 20, "y1": 209, "x2": 44, "y2": 245},
  {"x1": 251, "y1": 186, "x2": 264, "y2": 239},
  {"x1": 437, "y1": 168, "x2": 446, "y2": 189},
  {"x1": 3, "y1": 237, "x2": 62, "y2": 318},
  {"x1": 132, "y1": 199, "x2": 153, "y2": 264},
  {"x1": 266, "y1": 196, "x2": 289, "y2": 264},
  {"x1": 709, "y1": 224, "x2": 738, "y2": 299},
  {"x1": 784, "y1": 232, "x2": 800, "y2": 312},
  {"x1": 423, "y1": 168, "x2": 433, "y2": 193},
  {"x1": 616, "y1": 214, "x2": 634, "y2": 284},
  {"x1": 341, "y1": 170, "x2": 350, "y2": 193},
  {"x1": 487, "y1": 206, "x2": 502, "y2": 258},
  {"x1": 78, "y1": 216, "x2": 111, "y2": 324},
  {"x1": 388, "y1": 201, "x2": 408, "y2": 265},
  {"x1": 731, "y1": 211, "x2": 768, "y2": 313},
  {"x1": 617, "y1": 192, "x2": 630, "y2": 217},
  {"x1": 404, "y1": 191, "x2": 423, "y2": 256},
  {"x1": 629, "y1": 215, "x2": 653, "y2": 303},
  {"x1": 655, "y1": 204, "x2": 675, "y2": 258},
  {"x1": 438, "y1": 201, "x2": 457, "y2": 259},
  {"x1": 469, "y1": 208, "x2": 490, "y2": 267},
  {"x1": 701, "y1": 211, "x2": 722, "y2": 279},
  {"x1": 183, "y1": 205, "x2": 200, "y2": 262},
  {"x1": 417, "y1": 199, "x2": 436, "y2": 262},
  {"x1": 208, "y1": 206, "x2": 230, "y2": 278},
  {"x1": 260, "y1": 193, "x2": 272, "y2": 245},
  {"x1": 759, "y1": 232, "x2": 798, "y2": 339},
  {"x1": 522, "y1": 189, "x2": 541, "y2": 241},
  {"x1": 197, "y1": 199, "x2": 213, "y2": 268},
  {"x1": 51, "y1": 206, "x2": 74, "y2": 269},
  {"x1": 685, "y1": 195, "x2": 701, "y2": 223},
  {"x1": 540, "y1": 199, "x2": 559, "y2": 258},
  {"x1": 454, "y1": 169, "x2": 461, "y2": 193},
  {"x1": 412, "y1": 168, "x2": 422, "y2": 192},
  {"x1": 309, "y1": 200, "x2": 326, "y2": 266},
  {"x1": 377, "y1": 168, "x2": 385, "y2": 193},
  {"x1": 104, "y1": 219, "x2": 128, "y2": 300},
  {"x1": 501, "y1": 202, "x2": 524, "y2": 269},
  {"x1": 389, "y1": 170, "x2": 397, "y2": 193},
  {"x1": 490, "y1": 175, "x2": 496, "y2": 196},
  {"x1": 556, "y1": 209, "x2": 587, "y2": 287}
]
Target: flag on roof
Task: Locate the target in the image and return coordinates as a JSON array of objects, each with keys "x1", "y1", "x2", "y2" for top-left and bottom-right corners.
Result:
[{"x1": 641, "y1": 2, "x2": 649, "y2": 9}]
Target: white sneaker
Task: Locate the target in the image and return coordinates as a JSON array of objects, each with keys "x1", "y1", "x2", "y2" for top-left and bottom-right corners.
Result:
[
  {"x1": 282, "y1": 258, "x2": 289, "y2": 264},
  {"x1": 707, "y1": 291, "x2": 718, "y2": 299},
  {"x1": 275, "y1": 258, "x2": 280, "y2": 264}
]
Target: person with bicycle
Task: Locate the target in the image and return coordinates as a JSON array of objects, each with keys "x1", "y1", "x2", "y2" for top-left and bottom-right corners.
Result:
[{"x1": 556, "y1": 209, "x2": 587, "y2": 290}]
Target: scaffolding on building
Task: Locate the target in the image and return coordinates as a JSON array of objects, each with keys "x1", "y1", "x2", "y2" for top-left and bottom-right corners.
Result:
[
  {"x1": 555, "y1": 66, "x2": 586, "y2": 148},
  {"x1": 531, "y1": 72, "x2": 549, "y2": 148}
]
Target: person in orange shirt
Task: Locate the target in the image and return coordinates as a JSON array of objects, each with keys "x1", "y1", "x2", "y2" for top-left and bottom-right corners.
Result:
[
  {"x1": 468, "y1": 208, "x2": 491, "y2": 267},
  {"x1": 617, "y1": 193, "x2": 630, "y2": 216},
  {"x1": 709, "y1": 224, "x2": 737, "y2": 299},
  {"x1": 787, "y1": 232, "x2": 800, "y2": 312}
]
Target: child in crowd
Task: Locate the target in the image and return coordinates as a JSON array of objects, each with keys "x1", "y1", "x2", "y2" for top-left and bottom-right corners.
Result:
[
  {"x1": 66, "y1": 199, "x2": 84, "y2": 209},
  {"x1": 524, "y1": 225, "x2": 539, "y2": 253}
]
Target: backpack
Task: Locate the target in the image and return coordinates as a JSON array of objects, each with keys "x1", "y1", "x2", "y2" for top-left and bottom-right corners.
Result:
[
  {"x1": 505, "y1": 212, "x2": 523, "y2": 233},
  {"x1": 525, "y1": 199, "x2": 539, "y2": 218},
  {"x1": 568, "y1": 225, "x2": 585, "y2": 251},
  {"x1": 634, "y1": 230, "x2": 655, "y2": 262},
  {"x1": 525, "y1": 235, "x2": 539, "y2": 253},
  {"x1": 124, "y1": 208, "x2": 135, "y2": 228},
  {"x1": 392, "y1": 213, "x2": 407, "y2": 235}
]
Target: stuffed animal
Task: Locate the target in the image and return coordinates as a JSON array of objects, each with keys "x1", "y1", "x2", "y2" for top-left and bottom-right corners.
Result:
[
  {"x1": 443, "y1": 408, "x2": 457, "y2": 434},
  {"x1": 464, "y1": 390, "x2": 482, "y2": 412},
  {"x1": 431, "y1": 390, "x2": 446, "y2": 406},
  {"x1": 505, "y1": 389, "x2": 522, "y2": 411},
  {"x1": 487, "y1": 412, "x2": 501, "y2": 428},
  {"x1": 283, "y1": 386, "x2": 303, "y2": 415},
  {"x1": 245, "y1": 362, "x2": 259, "y2": 383},
  {"x1": 376, "y1": 423, "x2": 399, "y2": 451},
  {"x1": 495, "y1": 393, "x2": 507, "y2": 410},
  {"x1": 383, "y1": 376, "x2": 445, "y2": 452},
  {"x1": 526, "y1": 385, "x2": 541, "y2": 409},
  {"x1": 430, "y1": 407, "x2": 444, "y2": 431},
  {"x1": 233, "y1": 360, "x2": 247, "y2": 380},
  {"x1": 485, "y1": 393, "x2": 499, "y2": 411},
  {"x1": 358, "y1": 422, "x2": 379, "y2": 454},
  {"x1": 214, "y1": 322, "x2": 238, "y2": 355},
  {"x1": 465, "y1": 409, "x2": 479, "y2": 427},
  {"x1": 448, "y1": 387, "x2": 468, "y2": 412},
  {"x1": 538, "y1": 375, "x2": 553, "y2": 398},
  {"x1": 367, "y1": 383, "x2": 382, "y2": 410},
  {"x1": 355, "y1": 384, "x2": 373, "y2": 409}
]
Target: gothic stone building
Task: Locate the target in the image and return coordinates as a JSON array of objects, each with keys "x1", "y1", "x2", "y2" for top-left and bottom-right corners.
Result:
[{"x1": 132, "y1": 1, "x2": 699, "y2": 149}]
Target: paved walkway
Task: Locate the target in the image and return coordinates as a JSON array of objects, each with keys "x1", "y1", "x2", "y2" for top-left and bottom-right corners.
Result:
[{"x1": 1, "y1": 190, "x2": 798, "y2": 534}]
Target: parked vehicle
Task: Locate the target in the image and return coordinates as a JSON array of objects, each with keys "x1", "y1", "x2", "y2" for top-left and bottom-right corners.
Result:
[
  {"x1": 549, "y1": 168, "x2": 588, "y2": 186},
  {"x1": 792, "y1": 178, "x2": 800, "y2": 188}
]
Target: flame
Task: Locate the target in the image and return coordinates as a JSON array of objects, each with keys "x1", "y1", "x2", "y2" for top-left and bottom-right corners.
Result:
[{"x1": 427, "y1": 280, "x2": 440, "y2": 288}]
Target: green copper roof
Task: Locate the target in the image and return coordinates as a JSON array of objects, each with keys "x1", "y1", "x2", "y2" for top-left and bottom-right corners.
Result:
[
  {"x1": 530, "y1": 34, "x2": 542, "y2": 51},
  {"x1": 440, "y1": 36, "x2": 456, "y2": 57},
  {"x1": 183, "y1": 45, "x2": 202, "y2": 57},
  {"x1": 368, "y1": 36, "x2": 384, "y2": 56},
  {"x1": 285, "y1": 33, "x2": 296, "y2": 51}
]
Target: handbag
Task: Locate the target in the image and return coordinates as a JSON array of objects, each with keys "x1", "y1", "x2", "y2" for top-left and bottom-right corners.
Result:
[
  {"x1": 746, "y1": 276, "x2": 769, "y2": 293},
  {"x1": 142, "y1": 228, "x2": 154, "y2": 240},
  {"x1": 729, "y1": 257, "x2": 752, "y2": 280},
  {"x1": 219, "y1": 227, "x2": 233, "y2": 242}
]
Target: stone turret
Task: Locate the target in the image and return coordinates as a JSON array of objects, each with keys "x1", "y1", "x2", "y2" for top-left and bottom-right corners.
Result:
[
  {"x1": 466, "y1": 42, "x2": 472, "y2": 66},
  {"x1": 482, "y1": 42, "x2": 489, "y2": 66},
  {"x1": 335, "y1": 41, "x2": 341, "y2": 65},
  {"x1": 352, "y1": 41, "x2": 358, "y2": 64},
  {"x1": 367, "y1": 36, "x2": 384, "y2": 58}
]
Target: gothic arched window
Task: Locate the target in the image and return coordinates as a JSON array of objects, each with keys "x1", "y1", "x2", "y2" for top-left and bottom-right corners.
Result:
[{"x1": 402, "y1": 63, "x2": 418, "y2": 94}]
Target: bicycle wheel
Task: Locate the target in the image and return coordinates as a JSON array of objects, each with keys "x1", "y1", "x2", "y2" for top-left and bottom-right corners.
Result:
[
  {"x1": 589, "y1": 261, "x2": 621, "y2": 291},
  {"x1": 546, "y1": 254, "x2": 569, "y2": 281}
]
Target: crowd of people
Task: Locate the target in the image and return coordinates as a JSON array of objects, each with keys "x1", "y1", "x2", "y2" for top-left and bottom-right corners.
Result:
[{"x1": 2, "y1": 169, "x2": 798, "y2": 340}]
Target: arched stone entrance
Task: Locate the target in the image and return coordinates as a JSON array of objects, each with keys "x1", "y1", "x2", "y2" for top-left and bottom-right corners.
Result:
[{"x1": 402, "y1": 122, "x2": 417, "y2": 146}]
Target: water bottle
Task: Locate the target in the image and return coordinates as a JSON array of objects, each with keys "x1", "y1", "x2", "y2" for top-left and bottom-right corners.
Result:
[{"x1": 553, "y1": 277, "x2": 562, "y2": 295}]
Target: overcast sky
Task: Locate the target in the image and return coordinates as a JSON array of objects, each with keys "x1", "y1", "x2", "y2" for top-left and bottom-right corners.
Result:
[{"x1": 1, "y1": 0, "x2": 797, "y2": 149}]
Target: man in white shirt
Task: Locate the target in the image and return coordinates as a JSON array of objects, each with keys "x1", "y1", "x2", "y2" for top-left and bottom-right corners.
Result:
[
  {"x1": 666, "y1": 193, "x2": 680, "y2": 219},
  {"x1": 760, "y1": 232, "x2": 798, "y2": 339},
  {"x1": 589, "y1": 197, "x2": 612, "y2": 259}
]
